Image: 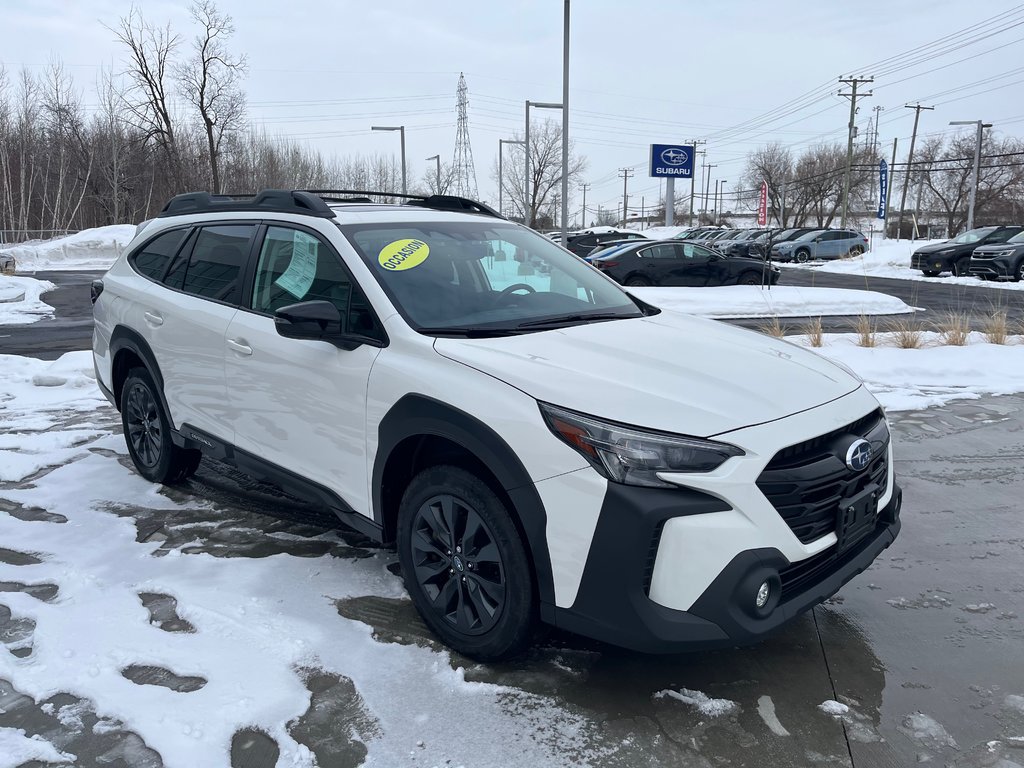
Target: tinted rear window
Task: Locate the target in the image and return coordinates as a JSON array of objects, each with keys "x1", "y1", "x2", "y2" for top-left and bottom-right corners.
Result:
[
  {"x1": 132, "y1": 229, "x2": 188, "y2": 281},
  {"x1": 180, "y1": 225, "x2": 256, "y2": 304}
]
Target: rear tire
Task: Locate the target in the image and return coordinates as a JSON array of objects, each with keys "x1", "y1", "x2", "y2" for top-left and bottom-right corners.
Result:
[
  {"x1": 849, "y1": 245, "x2": 865, "y2": 257},
  {"x1": 121, "y1": 368, "x2": 202, "y2": 485},
  {"x1": 625, "y1": 275, "x2": 652, "y2": 287},
  {"x1": 738, "y1": 272, "x2": 761, "y2": 286},
  {"x1": 397, "y1": 465, "x2": 534, "y2": 660}
]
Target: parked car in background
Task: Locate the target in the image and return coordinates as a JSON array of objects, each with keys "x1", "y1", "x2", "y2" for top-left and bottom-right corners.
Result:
[
  {"x1": 772, "y1": 229, "x2": 868, "y2": 262},
  {"x1": 911, "y1": 226, "x2": 1024, "y2": 277},
  {"x1": 968, "y1": 229, "x2": 1024, "y2": 281},
  {"x1": 716, "y1": 229, "x2": 769, "y2": 257},
  {"x1": 591, "y1": 239, "x2": 780, "y2": 287},
  {"x1": 674, "y1": 227, "x2": 717, "y2": 242},
  {"x1": 748, "y1": 228, "x2": 818, "y2": 258},
  {"x1": 565, "y1": 230, "x2": 648, "y2": 257}
]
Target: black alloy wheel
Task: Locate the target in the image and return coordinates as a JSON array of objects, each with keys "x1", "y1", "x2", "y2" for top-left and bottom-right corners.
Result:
[
  {"x1": 120, "y1": 368, "x2": 202, "y2": 484},
  {"x1": 795, "y1": 249, "x2": 810, "y2": 263},
  {"x1": 1016, "y1": 260, "x2": 1024, "y2": 282},
  {"x1": 849, "y1": 245, "x2": 865, "y2": 257},
  {"x1": 125, "y1": 380, "x2": 162, "y2": 469},
  {"x1": 410, "y1": 493, "x2": 506, "y2": 636},
  {"x1": 397, "y1": 465, "x2": 534, "y2": 660}
]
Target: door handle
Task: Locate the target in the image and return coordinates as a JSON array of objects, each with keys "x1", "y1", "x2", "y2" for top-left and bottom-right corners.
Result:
[
  {"x1": 227, "y1": 338, "x2": 253, "y2": 356},
  {"x1": 143, "y1": 311, "x2": 163, "y2": 327}
]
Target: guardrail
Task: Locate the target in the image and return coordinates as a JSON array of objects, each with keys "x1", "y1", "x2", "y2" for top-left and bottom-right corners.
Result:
[{"x1": 0, "y1": 230, "x2": 77, "y2": 246}]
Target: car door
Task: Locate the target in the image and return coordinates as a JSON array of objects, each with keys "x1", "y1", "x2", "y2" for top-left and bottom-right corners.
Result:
[
  {"x1": 143, "y1": 222, "x2": 256, "y2": 440},
  {"x1": 223, "y1": 223, "x2": 385, "y2": 516},
  {"x1": 660, "y1": 242, "x2": 711, "y2": 286}
]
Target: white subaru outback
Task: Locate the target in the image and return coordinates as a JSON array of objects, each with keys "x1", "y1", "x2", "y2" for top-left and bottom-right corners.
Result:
[{"x1": 92, "y1": 189, "x2": 901, "y2": 660}]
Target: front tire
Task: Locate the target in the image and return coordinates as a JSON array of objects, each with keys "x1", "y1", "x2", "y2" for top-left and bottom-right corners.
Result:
[
  {"x1": 738, "y1": 272, "x2": 761, "y2": 285},
  {"x1": 121, "y1": 368, "x2": 201, "y2": 484},
  {"x1": 1014, "y1": 261, "x2": 1024, "y2": 282},
  {"x1": 794, "y1": 249, "x2": 810, "y2": 263},
  {"x1": 625, "y1": 275, "x2": 652, "y2": 287},
  {"x1": 397, "y1": 465, "x2": 534, "y2": 660},
  {"x1": 952, "y1": 259, "x2": 970, "y2": 278},
  {"x1": 921, "y1": 270, "x2": 940, "y2": 277}
]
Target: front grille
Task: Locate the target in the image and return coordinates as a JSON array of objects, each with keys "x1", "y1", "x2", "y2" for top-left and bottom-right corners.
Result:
[{"x1": 756, "y1": 410, "x2": 888, "y2": 544}]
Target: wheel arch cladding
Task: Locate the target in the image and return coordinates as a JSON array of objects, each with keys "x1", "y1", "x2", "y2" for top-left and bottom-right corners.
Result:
[
  {"x1": 109, "y1": 326, "x2": 168, "y2": 416},
  {"x1": 374, "y1": 394, "x2": 556, "y2": 609}
]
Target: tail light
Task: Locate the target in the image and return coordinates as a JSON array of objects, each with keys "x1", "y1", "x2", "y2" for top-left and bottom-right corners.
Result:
[
  {"x1": 90, "y1": 279, "x2": 104, "y2": 304},
  {"x1": 599, "y1": 261, "x2": 618, "y2": 269}
]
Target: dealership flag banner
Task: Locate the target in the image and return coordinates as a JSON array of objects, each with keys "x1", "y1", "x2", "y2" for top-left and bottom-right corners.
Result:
[
  {"x1": 758, "y1": 181, "x2": 768, "y2": 226},
  {"x1": 877, "y1": 159, "x2": 888, "y2": 219}
]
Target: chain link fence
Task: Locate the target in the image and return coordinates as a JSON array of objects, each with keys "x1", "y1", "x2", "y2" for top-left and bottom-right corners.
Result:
[{"x1": 0, "y1": 230, "x2": 77, "y2": 246}]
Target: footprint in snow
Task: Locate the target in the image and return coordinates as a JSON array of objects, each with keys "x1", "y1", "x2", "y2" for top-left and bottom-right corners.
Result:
[
  {"x1": 0, "y1": 547, "x2": 44, "y2": 566},
  {"x1": 121, "y1": 665, "x2": 207, "y2": 693},
  {"x1": 138, "y1": 592, "x2": 196, "y2": 634},
  {"x1": 0, "y1": 581, "x2": 59, "y2": 602}
]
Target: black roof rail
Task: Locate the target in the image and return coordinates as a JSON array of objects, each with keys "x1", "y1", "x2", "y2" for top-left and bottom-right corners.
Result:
[
  {"x1": 158, "y1": 190, "x2": 336, "y2": 219},
  {"x1": 302, "y1": 190, "x2": 504, "y2": 220}
]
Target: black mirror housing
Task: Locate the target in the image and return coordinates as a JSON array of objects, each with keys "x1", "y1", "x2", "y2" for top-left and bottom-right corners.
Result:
[{"x1": 274, "y1": 300, "x2": 385, "y2": 350}]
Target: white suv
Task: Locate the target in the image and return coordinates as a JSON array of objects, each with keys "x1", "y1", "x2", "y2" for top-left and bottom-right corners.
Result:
[{"x1": 92, "y1": 189, "x2": 902, "y2": 659}]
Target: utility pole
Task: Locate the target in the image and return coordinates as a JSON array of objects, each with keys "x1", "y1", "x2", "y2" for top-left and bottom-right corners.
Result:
[
  {"x1": 884, "y1": 137, "x2": 898, "y2": 238},
  {"x1": 578, "y1": 183, "x2": 590, "y2": 228},
  {"x1": 720, "y1": 181, "x2": 728, "y2": 223},
  {"x1": 950, "y1": 119, "x2": 992, "y2": 232},
  {"x1": 871, "y1": 105, "x2": 884, "y2": 156},
  {"x1": 713, "y1": 180, "x2": 720, "y2": 224},
  {"x1": 619, "y1": 168, "x2": 634, "y2": 227},
  {"x1": 688, "y1": 139, "x2": 706, "y2": 227},
  {"x1": 896, "y1": 103, "x2": 933, "y2": 239},
  {"x1": 838, "y1": 76, "x2": 873, "y2": 228},
  {"x1": 703, "y1": 164, "x2": 717, "y2": 224}
]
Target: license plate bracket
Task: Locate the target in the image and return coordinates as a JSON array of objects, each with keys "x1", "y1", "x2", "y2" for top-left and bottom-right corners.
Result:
[{"x1": 836, "y1": 483, "x2": 880, "y2": 551}]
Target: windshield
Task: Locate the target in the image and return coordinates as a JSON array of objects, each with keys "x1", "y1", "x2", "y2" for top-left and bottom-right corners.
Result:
[
  {"x1": 1008, "y1": 231, "x2": 1024, "y2": 243},
  {"x1": 952, "y1": 227, "x2": 997, "y2": 244},
  {"x1": 339, "y1": 221, "x2": 644, "y2": 334}
]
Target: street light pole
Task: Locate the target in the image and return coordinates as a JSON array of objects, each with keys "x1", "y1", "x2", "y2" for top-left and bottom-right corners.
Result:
[
  {"x1": 560, "y1": 0, "x2": 570, "y2": 246},
  {"x1": 371, "y1": 125, "x2": 406, "y2": 195},
  {"x1": 498, "y1": 139, "x2": 524, "y2": 217},
  {"x1": 949, "y1": 120, "x2": 992, "y2": 232},
  {"x1": 524, "y1": 100, "x2": 563, "y2": 228},
  {"x1": 426, "y1": 154, "x2": 440, "y2": 194},
  {"x1": 720, "y1": 181, "x2": 728, "y2": 223}
]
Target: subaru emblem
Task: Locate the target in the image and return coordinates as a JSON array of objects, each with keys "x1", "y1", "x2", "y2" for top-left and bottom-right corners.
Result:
[{"x1": 845, "y1": 439, "x2": 872, "y2": 472}]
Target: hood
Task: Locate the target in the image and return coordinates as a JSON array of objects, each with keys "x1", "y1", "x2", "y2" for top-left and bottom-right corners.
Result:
[
  {"x1": 913, "y1": 241, "x2": 959, "y2": 254},
  {"x1": 434, "y1": 310, "x2": 861, "y2": 438},
  {"x1": 973, "y1": 242, "x2": 1022, "y2": 253}
]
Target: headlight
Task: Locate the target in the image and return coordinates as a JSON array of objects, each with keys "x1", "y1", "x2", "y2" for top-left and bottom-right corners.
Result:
[{"x1": 539, "y1": 403, "x2": 744, "y2": 488}]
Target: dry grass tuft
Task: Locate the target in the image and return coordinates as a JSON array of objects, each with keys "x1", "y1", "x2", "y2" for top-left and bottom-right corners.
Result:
[
  {"x1": 937, "y1": 311, "x2": 971, "y2": 346},
  {"x1": 887, "y1": 317, "x2": 925, "y2": 349},
  {"x1": 854, "y1": 314, "x2": 877, "y2": 348},
  {"x1": 759, "y1": 315, "x2": 785, "y2": 338},
  {"x1": 982, "y1": 310, "x2": 1009, "y2": 345},
  {"x1": 803, "y1": 316, "x2": 824, "y2": 347}
]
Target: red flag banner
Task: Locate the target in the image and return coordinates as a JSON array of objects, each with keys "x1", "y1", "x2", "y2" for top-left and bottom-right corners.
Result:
[{"x1": 758, "y1": 181, "x2": 768, "y2": 226}]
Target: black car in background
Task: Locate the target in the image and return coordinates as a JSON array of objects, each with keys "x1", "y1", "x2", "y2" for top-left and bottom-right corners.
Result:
[
  {"x1": 748, "y1": 227, "x2": 819, "y2": 258},
  {"x1": 911, "y1": 226, "x2": 1023, "y2": 277},
  {"x1": 565, "y1": 230, "x2": 648, "y2": 257},
  {"x1": 715, "y1": 229, "x2": 770, "y2": 257},
  {"x1": 969, "y1": 229, "x2": 1024, "y2": 281},
  {"x1": 591, "y1": 239, "x2": 780, "y2": 287}
]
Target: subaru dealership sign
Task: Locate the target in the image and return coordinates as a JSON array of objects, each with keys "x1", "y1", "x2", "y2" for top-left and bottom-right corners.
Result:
[{"x1": 650, "y1": 144, "x2": 694, "y2": 178}]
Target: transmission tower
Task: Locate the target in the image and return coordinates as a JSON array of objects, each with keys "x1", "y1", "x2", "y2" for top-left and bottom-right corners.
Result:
[{"x1": 451, "y1": 73, "x2": 479, "y2": 198}]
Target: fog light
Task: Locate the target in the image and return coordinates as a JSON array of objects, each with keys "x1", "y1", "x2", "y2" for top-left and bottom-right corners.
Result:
[{"x1": 756, "y1": 581, "x2": 771, "y2": 609}]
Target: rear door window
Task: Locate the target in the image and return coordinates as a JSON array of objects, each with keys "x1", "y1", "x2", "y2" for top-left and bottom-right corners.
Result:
[{"x1": 180, "y1": 224, "x2": 257, "y2": 304}]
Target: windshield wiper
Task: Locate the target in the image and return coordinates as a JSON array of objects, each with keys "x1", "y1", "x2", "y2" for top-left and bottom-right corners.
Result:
[
  {"x1": 416, "y1": 326, "x2": 524, "y2": 338},
  {"x1": 515, "y1": 312, "x2": 634, "y2": 329}
]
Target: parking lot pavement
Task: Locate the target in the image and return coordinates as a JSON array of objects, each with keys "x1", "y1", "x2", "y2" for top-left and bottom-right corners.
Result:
[
  {"x1": 2, "y1": 395, "x2": 1022, "y2": 766},
  {"x1": 0, "y1": 271, "x2": 97, "y2": 358}
]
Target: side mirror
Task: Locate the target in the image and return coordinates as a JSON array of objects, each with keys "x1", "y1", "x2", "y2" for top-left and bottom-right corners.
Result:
[
  {"x1": 275, "y1": 300, "x2": 385, "y2": 350},
  {"x1": 708, "y1": 253, "x2": 720, "y2": 261},
  {"x1": 814, "y1": 237, "x2": 822, "y2": 242}
]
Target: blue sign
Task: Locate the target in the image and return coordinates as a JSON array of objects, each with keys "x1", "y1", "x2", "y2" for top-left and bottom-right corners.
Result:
[
  {"x1": 877, "y1": 159, "x2": 888, "y2": 219},
  {"x1": 650, "y1": 144, "x2": 695, "y2": 178}
]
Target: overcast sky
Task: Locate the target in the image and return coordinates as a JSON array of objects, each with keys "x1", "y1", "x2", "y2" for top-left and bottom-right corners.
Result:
[{"x1": 3, "y1": 0, "x2": 1023, "y2": 222}]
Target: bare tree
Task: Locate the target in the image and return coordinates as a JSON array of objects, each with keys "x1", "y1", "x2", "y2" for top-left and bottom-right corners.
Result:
[
  {"x1": 490, "y1": 119, "x2": 587, "y2": 227},
  {"x1": 110, "y1": 6, "x2": 181, "y2": 182},
  {"x1": 421, "y1": 161, "x2": 456, "y2": 195},
  {"x1": 176, "y1": 0, "x2": 247, "y2": 193},
  {"x1": 742, "y1": 142, "x2": 794, "y2": 226}
]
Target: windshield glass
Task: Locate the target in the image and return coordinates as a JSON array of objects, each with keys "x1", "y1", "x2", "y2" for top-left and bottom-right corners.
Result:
[
  {"x1": 339, "y1": 221, "x2": 643, "y2": 334},
  {"x1": 1008, "y1": 231, "x2": 1024, "y2": 243},
  {"x1": 952, "y1": 227, "x2": 996, "y2": 244}
]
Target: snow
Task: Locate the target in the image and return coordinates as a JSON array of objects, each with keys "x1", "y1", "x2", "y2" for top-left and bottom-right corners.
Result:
[
  {"x1": 787, "y1": 331, "x2": 1024, "y2": 412},
  {"x1": 631, "y1": 285, "x2": 915, "y2": 319},
  {"x1": 654, "y1": 688, "x2": 738, "y2": 716},
  {"x1": 0, "y1": 225, "x2": 136, "y2": 272},
  {"x1": 756, "y1": 695, "x2": 791, "y2": 736},
  {"x1": 818, "y1": 700, "x2": 850, "y2": 716},
  {"x1": 0, "y1": 727, "x2": 75, "y2": 767},
  {"x1": 897, "y1": 712, "x2": 958, "y2": 750},
  {"x1": 0, "y1": 275, "x2": 55, "y2": 326},
  {"x1": 636, "y1": 225, "x2": 692, "y2": 239},
  {"x1": 0, "y1": 352, "x2": 603, "y2": 768},
  {"x1": 783, "y1": 238, "x2": 1024, "y2": 291}
]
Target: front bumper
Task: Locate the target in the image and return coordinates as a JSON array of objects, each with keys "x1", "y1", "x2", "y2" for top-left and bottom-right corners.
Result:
[
  {"x1": 551, "y1": 483, "x2": 901, "y2": 653},
  {"x1": 911, "y1": 252, "x2": 952, "y2": 271},
  {"x1": 969, "y1": 255, "x2": 1015, "y2": 280}
]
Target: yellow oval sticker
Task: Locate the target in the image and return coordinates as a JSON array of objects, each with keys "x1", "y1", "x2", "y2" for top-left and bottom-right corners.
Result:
[{"x1": 378, "y1": 238, "x2": 430, "y2": 271}]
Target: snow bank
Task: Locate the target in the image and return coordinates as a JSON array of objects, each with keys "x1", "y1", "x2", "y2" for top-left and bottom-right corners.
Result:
[
  {"x1": 788, "y1": 331, "x2": 1024, "y2": 411},
  {"x1": 637, "y1": 225, "x2": 691, "y2": 239},
  {"x1": 0, "y1": 225, "x2": 136, "y2": 272},
  {"x1": 0, "y1": 727, "x2": 75, "y2": 767},
  {"x1": 0, "y1": 274, "x2": 56, "y2": 326},
  {"x1": 784, "y1": 238, "x2": 1024, "y2": 291},
  {"x1": 631, "y1": 285, "x2": 914, "y2": 319}
]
